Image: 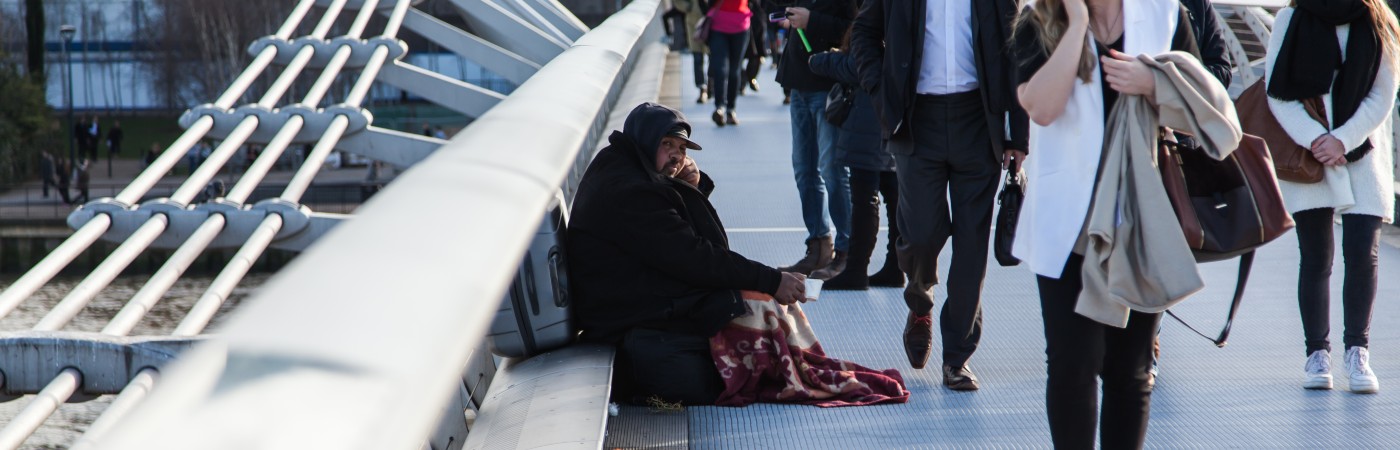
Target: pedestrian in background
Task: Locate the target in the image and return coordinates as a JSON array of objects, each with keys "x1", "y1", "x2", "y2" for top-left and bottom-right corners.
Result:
[
  {"x1": 1153, "y1": 0, "x2": 1236, "y2": 379},
  {"x1": 774, "y1": 0, "x2": 856, "y2": 277},
  {"x1": 739, "y1": 0, "x2": 770, "y2": 95},
  {"x1": 74, "y1": 159, "x2": 91, "y2": 204},
  {"x1": 807, "y1": 32, "x2": 903, "y2": 291},
  {"x1": 107, "y1": 120, "x2": 124, "y2": 159},
  {"x1": 676, "y1": 0, "x2": 711, "y2": 103},
  {"x1": 86, "y1": 116, "x2": 101, "y2": 161},
  {"x1": 145, "y1": 143, "x2": 161, "y2": 169},
  {"x1": 705, "y1": 0, "x2": 752, "y2": 126},
  {"x1": 1267, "y1": 0, "x2": 1400, "y2": 394},
  {"x1": 39, "y1": 150, "x2": 56, "y2": 199},
  {"x1": 55, "y1": 158, "x2": 73, "y2": 205}
]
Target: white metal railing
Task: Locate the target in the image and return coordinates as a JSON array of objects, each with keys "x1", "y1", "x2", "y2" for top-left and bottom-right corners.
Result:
[{"x1": 86, "y1": 0, "x2": 662, "y2": 448}]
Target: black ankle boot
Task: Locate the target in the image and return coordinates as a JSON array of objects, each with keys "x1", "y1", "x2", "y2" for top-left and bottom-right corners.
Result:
[
  {"x1": 868, "y1": 257, "x2": 904, "y2": 287},
  {"x1": 823, "y1": 263, "x2": 869, "y2": 290}
]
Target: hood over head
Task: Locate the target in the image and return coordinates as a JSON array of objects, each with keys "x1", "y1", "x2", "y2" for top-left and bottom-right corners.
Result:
[{"x1": 613, "y1": 102, "x2": 701, "y2": 176}]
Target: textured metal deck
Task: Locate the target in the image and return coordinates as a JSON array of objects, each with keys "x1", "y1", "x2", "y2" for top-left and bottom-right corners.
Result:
[{"x1": 674, "y1": 60, "x2": 1400, "y2": 448}]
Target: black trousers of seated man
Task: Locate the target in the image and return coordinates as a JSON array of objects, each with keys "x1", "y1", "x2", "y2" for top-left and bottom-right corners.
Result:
[
  {"x1": 887, "y1": 91, "x2": 999, "y2": 369},
  {"x1": 613, "y1": 327, "x2": 724, "y2": 405}
]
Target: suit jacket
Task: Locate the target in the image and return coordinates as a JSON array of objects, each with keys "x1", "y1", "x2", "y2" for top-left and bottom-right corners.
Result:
[{"x1": 850, "y1": 0, "x2": 1028, "y2": 157}]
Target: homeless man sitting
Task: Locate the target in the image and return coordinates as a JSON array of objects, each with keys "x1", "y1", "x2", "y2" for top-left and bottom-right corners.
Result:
[
  {"x1": 568, "y1": 102, "x2": 807, "y2": 405},
  {"x1": 569, "y1": 103, "x2": 908, "y2": 407}
]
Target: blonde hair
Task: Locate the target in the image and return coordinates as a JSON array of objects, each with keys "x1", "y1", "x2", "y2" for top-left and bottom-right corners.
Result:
[
  {"x1": 1364, "y1": 0, "x2": 1400, "y2": 70},
  {"x1": 1012, "y1": 0, "x2": 1096, "y2": 83}
]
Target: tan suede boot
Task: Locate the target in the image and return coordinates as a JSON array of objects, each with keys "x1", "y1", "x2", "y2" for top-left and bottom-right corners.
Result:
[
  {"x1": 778, "y1": 236, "x2": 833, "y2": 275},
  {"x1": 809, "y1": 250, "x2": 848, "y2": 280}
]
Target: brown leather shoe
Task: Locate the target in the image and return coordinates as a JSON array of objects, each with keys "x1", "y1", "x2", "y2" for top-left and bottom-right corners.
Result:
[
  {"x1": 779, "y1": 236, "x2": 834, "y2": 275},
  {"x1": 904, "y1": 312, "x2": 933, "y2": 369},
  {"x1": 943, "y1": 365, "x2": 980, "y2": 391}
]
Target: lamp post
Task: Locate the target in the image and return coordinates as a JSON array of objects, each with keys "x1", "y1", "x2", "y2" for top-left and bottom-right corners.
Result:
[{"x1": 60, "y1": 24, "x2": 76, "y2": 173}]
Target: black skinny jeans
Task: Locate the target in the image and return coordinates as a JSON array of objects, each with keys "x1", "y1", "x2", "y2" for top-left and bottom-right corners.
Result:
[
  {"x1": 848, "y1": 168, "x2": 899, "y2": 270},
  {"x1": 707, "y1": 30, "x2": 749, "y2": 110},
  {"x1": 1038, "y1": 254, "x2": 1160, "y2": 450},
  {"x1": 1294, "y1": 208, "x2": 1382, "y2": 355}
]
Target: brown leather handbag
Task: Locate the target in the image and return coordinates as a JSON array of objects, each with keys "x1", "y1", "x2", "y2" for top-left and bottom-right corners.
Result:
[
  {"x1": 1235, "y1": 81, "x2": 1327, "y2": 183},
  {"x1": 1158, "y1": 133, "x2": 1295, "y2": 346}
]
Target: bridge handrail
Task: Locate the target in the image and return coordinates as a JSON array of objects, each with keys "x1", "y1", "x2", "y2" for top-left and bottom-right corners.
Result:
[{"x1": 93, "y1": 0, "x2": 663, "y2": 448}]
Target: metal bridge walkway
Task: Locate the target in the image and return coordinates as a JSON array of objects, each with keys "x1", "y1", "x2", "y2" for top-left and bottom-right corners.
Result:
[{"x1": 671, "y1": 62, "x2": 1400, "y2": 449}]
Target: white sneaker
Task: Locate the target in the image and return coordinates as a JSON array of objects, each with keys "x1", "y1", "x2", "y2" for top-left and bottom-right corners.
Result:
[
  {"x1": 1304, "y1": 349, "x2": 1333, "y2": 390},
  {"x1": 1346, "y1": 347, "x2": 1380, "y2": 394}
]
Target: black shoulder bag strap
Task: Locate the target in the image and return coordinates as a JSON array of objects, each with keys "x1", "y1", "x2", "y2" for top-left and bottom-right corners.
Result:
[{"x1": 1165, "y1": 251, "x2": 1254, "y2": 348}]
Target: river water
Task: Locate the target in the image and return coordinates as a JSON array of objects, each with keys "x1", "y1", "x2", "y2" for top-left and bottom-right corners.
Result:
[{"x1": 0, "y1": 274, "x2": 269, "y2": 449}]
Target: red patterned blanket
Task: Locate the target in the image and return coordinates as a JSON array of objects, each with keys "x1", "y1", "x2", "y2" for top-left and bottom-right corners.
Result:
[{"x1": 709, "y1": 290, "x2": 910, "y2": 407}]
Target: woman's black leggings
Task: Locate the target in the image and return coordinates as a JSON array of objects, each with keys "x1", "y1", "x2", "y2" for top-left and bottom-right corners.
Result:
[
  {"x1": 1294, "y1": 208, "x2": 1382, "y2": 355},
  {"x1": 1038, "y1": 254, "x2": 1160, "y2": 450},
  {"x1": 707, "y1": 30, "x2": 749, "y2": 110}
]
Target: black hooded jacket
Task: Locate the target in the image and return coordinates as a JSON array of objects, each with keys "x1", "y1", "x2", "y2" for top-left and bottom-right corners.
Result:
[{"x1": 568, "y1": 103, "x2": 783, "y2": 343}]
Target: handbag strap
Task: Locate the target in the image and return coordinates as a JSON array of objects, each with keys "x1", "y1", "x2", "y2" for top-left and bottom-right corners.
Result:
[{"x1": 1165, "y1": 251, "x2": 1254, "y2": 348}]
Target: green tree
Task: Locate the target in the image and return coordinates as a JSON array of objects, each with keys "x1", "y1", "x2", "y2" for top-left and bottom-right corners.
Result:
[{"x1": 0, "y1": 61, "x2": 54, "y2": 186}]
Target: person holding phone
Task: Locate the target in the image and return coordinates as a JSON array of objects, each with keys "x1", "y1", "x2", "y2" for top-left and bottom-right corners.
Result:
[
  {"x1": 849, "y1": 0, "x2": 1027, "y2": 390},
  {"x1": 773, "y1": 0, "x2": 857, "y2": 282},
  {"x1": 1011, "y1": 0, "x2": 1199, "y2": 446}
]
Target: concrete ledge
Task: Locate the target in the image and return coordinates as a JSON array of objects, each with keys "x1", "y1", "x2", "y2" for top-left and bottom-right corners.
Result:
[{"x1": 462, "y1": 344, "x2": 614, "y2": 450}]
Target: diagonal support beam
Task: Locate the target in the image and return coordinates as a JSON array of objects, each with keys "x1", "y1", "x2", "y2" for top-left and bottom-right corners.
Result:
[
  {"x1": 522, "y1": 0, "x2": 589, "y2": 41},
  {"x1": 378, "y1": 62, "x2": 506, "y2": 117},
  {"x1": 449, "y1": 0, "x2": 570, "y2": 66},
  {"x1": 495, "y1": 0, "x2": 574, "y2": 44},
  {"x1": 398, "y1": 8, "x2": 541, "y2": 85},
  {"x1": 337, "y1": 125, "x2": 445, "y2": 168}
]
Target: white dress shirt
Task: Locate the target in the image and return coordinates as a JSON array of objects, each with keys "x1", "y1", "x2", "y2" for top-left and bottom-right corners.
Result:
[{"x1": 916, "y1": 0, "x2": 978, "y2": 95}]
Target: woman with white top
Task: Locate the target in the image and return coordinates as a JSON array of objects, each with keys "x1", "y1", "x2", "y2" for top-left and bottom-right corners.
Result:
[
  {"x1": 1012, "y1": 0, "x2": 1200, "y2": 447},
  {"x1": 1266, "y1": 0, "x2": 1400, "y2": 394}
]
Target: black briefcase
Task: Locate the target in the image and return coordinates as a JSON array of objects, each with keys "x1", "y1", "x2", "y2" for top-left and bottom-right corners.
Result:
[{"x1": 994, "y1": 162, "x2": 1024, "y2": 267}]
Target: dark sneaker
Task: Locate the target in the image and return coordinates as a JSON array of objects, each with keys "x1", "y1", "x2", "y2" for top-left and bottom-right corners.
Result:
[
  {"x1": 904, "y1": 313, "x2": 933, "y2": 369},
  {"x1": 712, "y1": 108, "x2": 725, "y2": 127},
  {"x1": 943, "y1": 365, "x2": 980, "y2": 391}
]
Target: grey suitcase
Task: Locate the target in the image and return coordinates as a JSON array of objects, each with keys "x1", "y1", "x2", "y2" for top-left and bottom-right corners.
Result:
[{"x1": 487, "y1": 193, "x2": 575, "y2": 358}]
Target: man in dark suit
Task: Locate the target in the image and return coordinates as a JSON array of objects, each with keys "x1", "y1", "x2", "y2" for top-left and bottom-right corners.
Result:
[{"x1": 850, "y1": 0, "x2": 1028, "y2": 390}]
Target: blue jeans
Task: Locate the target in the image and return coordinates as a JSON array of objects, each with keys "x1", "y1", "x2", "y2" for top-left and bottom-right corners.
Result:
[{"x1": 789, "y1": 89, "x2": 850, "y2": 251}]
